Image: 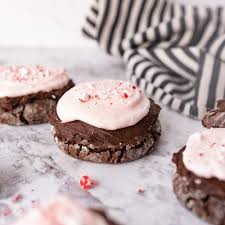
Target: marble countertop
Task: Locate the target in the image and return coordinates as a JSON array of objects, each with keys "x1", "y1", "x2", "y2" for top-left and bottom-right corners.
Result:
[{"x1": 0, "y1": 46, "x2": 206, "y2": 225}]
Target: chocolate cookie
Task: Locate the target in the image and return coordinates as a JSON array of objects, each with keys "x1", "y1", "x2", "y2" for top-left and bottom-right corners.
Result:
[
  {"x1": 202, "y1": 99, "x2": 225, "y2": 128},
  {"x1": 173, "y1": 148, "x2": 225, "y2": 225},
  {"x1": 49, "y1": 100, "x2": 161, "y2": 163},
  {"x1": 0, "y1": 80, "x2": 74, "y2": 125},
  {"x1": 0, "y1": 65, "x2": 74, "y2": 125},
  {"x1": 49, "y1": 81, "x2": 161, "y2": 163}
]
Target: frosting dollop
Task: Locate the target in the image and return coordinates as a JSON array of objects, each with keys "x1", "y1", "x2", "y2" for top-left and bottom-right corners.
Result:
[
  {"x1": 0, "y1": 65, "x2": 70, "y2": 97},
  {"x1": 57, "y1": 80, "x2": 150, "y2": 130},
  {"x1": 183, "y1": 128, "x2": 225, "y2": 181}
]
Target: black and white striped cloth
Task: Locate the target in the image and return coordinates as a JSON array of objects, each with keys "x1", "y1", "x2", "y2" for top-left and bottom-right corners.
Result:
[{"x1": 82, "y1": 0, "x2": 225, "y2": 119}]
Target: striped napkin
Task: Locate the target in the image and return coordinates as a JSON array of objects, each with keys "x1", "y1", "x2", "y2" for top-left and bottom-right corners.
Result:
[{"x1": 82, "y1": 0, "x2": 225, "y2": 119}]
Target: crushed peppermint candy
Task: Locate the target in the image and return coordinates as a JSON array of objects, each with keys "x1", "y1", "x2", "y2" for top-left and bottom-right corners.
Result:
[
  {"x1": 75, "y1": 81, "x2": 138, "y2": 104},
  {"x1": 0, "y1": 65, "x2": 66, "y2": 83},
  {"x1": 137, "y1": 187, "x2": 145, "y2": 194},
  {"x1": 12, "y1": 194, "x2": 23, "y2": 203},
  {"x1": 79, "y1": 92, "x2": 91, "y2": 103},
  {"x1": 80, "y1": 176, "x2": 96, "y2": 190},
  {"x1": 123, "y1": 93, "x2": 129, "y2": 99},
  {"x1": 1, "y1": 206, "x2": 12, "y2": 217}
]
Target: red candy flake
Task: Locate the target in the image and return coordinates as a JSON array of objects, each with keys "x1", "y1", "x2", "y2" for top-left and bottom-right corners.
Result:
[
  {"x1": 132, "y1": 85, "x2": 136, "y2": 90},
  {"x1": 2, "y1": 207, "x2": 11, "y2": 217},
  {"x1": 80, "y1": 176, "x2": 96, "y2": 190},
  {"x1": 199, "y1": 153, "x2": 204, "y2": 157},
  {"x1": 123, "y1": 93, "x2": 129, "y2": 99},
  {"x1": 137, "y1": 187, "x2": 145, "y2": 194},
  {"x1": 13, "y1": 74, "x2": 27, "y2": 82},
  {"x1": 79, "y1": 94, "x2": 91, "y2": 103},
  {"x1": 12, "y1": 194, "x2": 23, "y2": 203}
]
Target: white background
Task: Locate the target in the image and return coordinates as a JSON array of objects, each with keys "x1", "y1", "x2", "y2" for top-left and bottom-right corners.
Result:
[{"x1": 0, "y1": 0, "x2": 224, "y2": 46}]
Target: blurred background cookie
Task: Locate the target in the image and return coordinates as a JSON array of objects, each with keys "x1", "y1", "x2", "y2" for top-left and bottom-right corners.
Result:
[
  {"x1": 0, "y1": 65, "x2": 74, "y2": 125},
  {"x1": 173, "y1": 129, "x2": 225, "y2": 225},
  {"x1": 12, "y1": 196, "x2": 120, "y2": 225},
  {"x1": 202, "y1": 100, "x2": 225, "y2": 128}
]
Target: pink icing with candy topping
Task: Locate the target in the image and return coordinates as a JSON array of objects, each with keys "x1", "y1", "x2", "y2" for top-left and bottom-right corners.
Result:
[
  {"x1": 183, "y1": 128, "x2": 225, "y2": 181},
  {"x1": 0, "y1": 65, "x2": 70, "y2": 97},
  {"x1": 57, "y1": 80, "x2": 150, "y2": 130}
]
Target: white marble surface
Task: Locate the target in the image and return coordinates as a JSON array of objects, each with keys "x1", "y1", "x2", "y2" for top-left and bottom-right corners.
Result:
[{"x1": 0, "y1": 46, "x2": 208, "y2": 225}]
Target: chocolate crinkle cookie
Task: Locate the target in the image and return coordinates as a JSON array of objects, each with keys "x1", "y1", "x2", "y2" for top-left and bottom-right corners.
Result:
[
  {"x1": 172, "y1": 129, "x2": 225, "y2": 225},
  {"x1": 49, "y1": 80, "x2": 161, "y2": 163},
  {"x1": 202, "y1": 100, "x2": 225, "y2": 128},
  {"x1": 0, "y1": 65, "x2": 74, "y2": 125}
]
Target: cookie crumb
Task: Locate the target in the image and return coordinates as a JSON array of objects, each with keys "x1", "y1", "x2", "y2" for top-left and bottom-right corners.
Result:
[{"x1": 80, "y1": 176, "x2": 96, "y2": 190}]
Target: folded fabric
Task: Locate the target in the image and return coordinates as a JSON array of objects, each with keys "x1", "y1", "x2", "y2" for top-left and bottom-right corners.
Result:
[{"x1": 82, "y1": 0, "x2": 225, "y2": 119}]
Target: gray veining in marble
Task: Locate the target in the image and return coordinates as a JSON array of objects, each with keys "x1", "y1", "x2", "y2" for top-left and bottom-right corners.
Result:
[{"x1": 0, "y1": 46, "x2": 207, "y2": 225}]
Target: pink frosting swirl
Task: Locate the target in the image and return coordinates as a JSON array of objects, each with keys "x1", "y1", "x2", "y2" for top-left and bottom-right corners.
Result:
[
  {"x1": 57, "y1": 80, "x2": 150, "y2": 130},
  {"x1": 0, "y1": 65, "x2": 70, "y2": 97}
]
